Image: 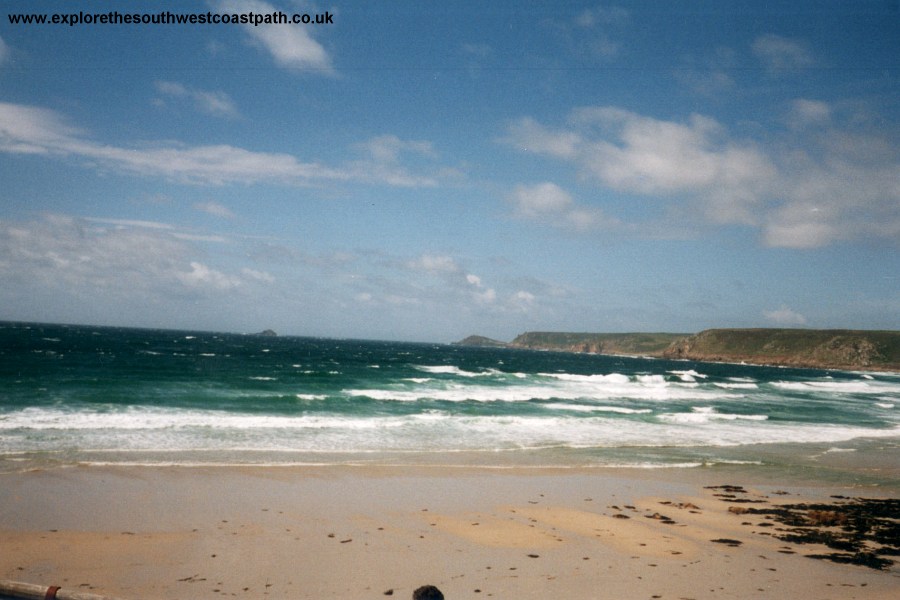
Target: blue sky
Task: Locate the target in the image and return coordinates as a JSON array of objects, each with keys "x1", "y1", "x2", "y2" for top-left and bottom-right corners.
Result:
[{"x1": 0, "y1": 0, "x2": 897, "y2": 342}]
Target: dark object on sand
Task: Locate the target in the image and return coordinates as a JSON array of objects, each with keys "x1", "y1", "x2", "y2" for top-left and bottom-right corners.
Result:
[
  {"x1": 717, "y1": 489, "x2": 900, "y2": 570},
  {"x1": 0, "y1": 579, "x2": 126, "y2": 600},
  {"x1": 413, "y1": 585, "x2": 445, "y2": 600}
]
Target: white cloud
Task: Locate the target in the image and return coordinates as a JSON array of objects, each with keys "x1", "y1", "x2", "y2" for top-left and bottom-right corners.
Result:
[
  {"x1": 177, "y1": 261, "x2": 242, "y2": 290},
  {"x1": 361, "y1": 135, "x2": 436, "y2": 163},
  {"x1": 0, "y1": 103, "x2": 83, "y2": 154},
  {"x1": 763, "y1": 305, "x2": 808, "y2": 326},
  {"x1": 409, "y1": 254, "x2": 460, "y2": 274},
  {"x1": 514, "y1": 290, "x2": 535, "y2": 304},
  {"x1": 465, "y1": 272, "x2": 496, "y2": 304},
  {"x1": 519, "y1": 107, "x2": 772, "y2": 223},
  {"x1": 194, "y1": 201, "x2": 236, "y2": 219},
  {"x1": 474, "y1": 287, "x2": 497, "y2": 304},
  {"x1": 349, "y1": 135, "x2": 449, "y2": 187},
  {"x1": 502, "y1": 117, "x2": 579, "y2": 159},
  {"x1": 789, "y1": 99, "x2": 831, "y2": 127},
  {"x1": 569, "y1": 108, "x2": 776, "y2": 215},
  {"x1": 510, "y1": 182, "x2": 573, "y2": 217},
  {"x1": 85, "y1": 217, "x2": 176, "y2": 230},
  {"x1": 0, "y1": 214, "x2": 267, "y2": 306},
  {"x1": 0, "y1": 101, "x2": 340, "y2": 184},
  {"x1": 762, "y1": 219, "x2": 836, "y2": 249},
  {"x1": 212, "y1": 0, "x2": 333, "y2": 73},
  {"x1": 510, "y1": 182, "x2": 616, "y2": 232},
  {"x1": 0, "y1": 102, "x2": 448, "y2": 188},
  {"x1": 403, "y1": 253, "x2": 497, "y2": 305},
  {"x1": 501, "y1": 104, "x2": 900, "y2": 248},
  {"x1": 752, "y1": 34, "x2": 814, "y2": 72},
  {"x1": 154, "y1": 80, "x2": 240, "y2": 119},
  {"x1": 171, "y1": 232, "x2": 229, "y2": 243}
]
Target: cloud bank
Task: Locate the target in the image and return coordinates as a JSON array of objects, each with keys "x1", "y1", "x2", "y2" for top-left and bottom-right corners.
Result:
[
  {"x1": 0, "y1": 102, "x2": 450, "y2": 188},
  {"x1": 502, "y1": 103, "x2": 900, "y2": 248}
]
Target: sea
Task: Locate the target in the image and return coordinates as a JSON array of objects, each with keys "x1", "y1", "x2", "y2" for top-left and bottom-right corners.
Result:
[{"x1": 1, "y1": 322, "x2": 899, "y2": 483}]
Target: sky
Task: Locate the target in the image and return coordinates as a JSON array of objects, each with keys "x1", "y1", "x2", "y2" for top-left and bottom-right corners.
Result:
[{"x1": 0, "y1": 0, "x2": 897, "y2": 342}]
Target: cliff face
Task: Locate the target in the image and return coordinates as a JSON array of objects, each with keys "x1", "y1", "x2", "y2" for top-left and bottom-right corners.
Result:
[{"x1": 663, "y1": 329, "x2": 900, "y2": 371}]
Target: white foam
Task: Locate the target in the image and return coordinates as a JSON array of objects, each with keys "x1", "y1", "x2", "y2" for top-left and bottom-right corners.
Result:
[
  {"x1": 549, "y1": 404, "x2": 653, "y2": 414},
  {"x1": 345, "y1": 375, "x2": 740, "y2": 402},
  {"x1": 545, "y1": 372, "x2": 631, "y2": 384},
  {"x1": 668, "y1": 369, "x2": 708, "y2": 382},
  {"x1": 415, "y1": 365, "x2": 488, "y2": 377},
  {"x1": 773, "y1": 380, "x2": 900, "y2": 394},
  {"x1": 714, "y1": 382, "x2": 759, "y2": 389},
  {"x1": 295, "y1": 394, "x2": 328, "y2": 401},
  {"x1": 659, "y1": 407, "x2": 768, "y2": 424},
  {"x1": 536, "y1": 372, "x2": 739, "y2": 402},
  {"x1": 3, "y1": 405, "x2": 898, "y2": 457}
]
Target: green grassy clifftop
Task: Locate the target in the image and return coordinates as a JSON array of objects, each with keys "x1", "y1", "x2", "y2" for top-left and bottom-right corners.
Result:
[
  {"x1": 453, "y1": 335, "x2": 509, "y2": 348},
  {"x1": 502, "y1": 332, "x2": 685, "y2": 356},
  {"x1": 455, "y1": 329, "x2": 900, "y2": 371},
  {"x1": 662, "y1": 329, "x2": 900, "y2": 371}
]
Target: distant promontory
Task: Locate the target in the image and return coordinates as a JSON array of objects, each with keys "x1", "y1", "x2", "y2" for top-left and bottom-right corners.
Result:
[{"x1": 455, "y1": 329, "x2": 900, "y2": 371}]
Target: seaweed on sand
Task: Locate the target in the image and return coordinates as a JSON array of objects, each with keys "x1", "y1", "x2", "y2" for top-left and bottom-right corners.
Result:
[
  {"x1": 709, "y1": 486, "x2": 899, "y2": 570},
  {"x1": 729, "y1": 497, "x2": 900, "y2": 570}
]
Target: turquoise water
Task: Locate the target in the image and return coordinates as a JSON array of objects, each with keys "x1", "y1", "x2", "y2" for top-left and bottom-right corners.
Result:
[{"x1": 1, "y1": 322, "x2": 899, "y2": 477}]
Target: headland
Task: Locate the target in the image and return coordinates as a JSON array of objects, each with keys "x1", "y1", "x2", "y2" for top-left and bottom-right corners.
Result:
[{"x1": 456, "y1": 328, "x2": 900, "y2": 372}]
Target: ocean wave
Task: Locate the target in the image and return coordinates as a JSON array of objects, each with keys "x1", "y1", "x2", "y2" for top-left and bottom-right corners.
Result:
[
  {"x1": 3, "y1": 326, "x2": 899, "y2": 469},
  {"x1": 658, "y1": 407, "x2": 769, "y2": 424},
  {"x1": 295, "y1": 394, "x2": 328, "y2": 401},
  {"x1": 414, "y1": 365, "x2": 496, "y2": 377},
  {"x1": 668, "y1": 369, "x2": 708, "y2": 382},
  {"x1": 2, "y1": 406, "x2": 898, "y2": 456},
  {"x1": 773, "y1": 380, "x2": 900, "y2": 394},
  {"x1": 546, "y1": 404, "x2": 653, "y2": 414},
  {"x1": 343, "y1": 374, "x2": 742, "y2": 402}
]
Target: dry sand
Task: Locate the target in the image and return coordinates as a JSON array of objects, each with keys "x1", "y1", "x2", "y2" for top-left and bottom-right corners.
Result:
[{"x1": 1, "y1": 465, "x2": 898, "y2": 599}]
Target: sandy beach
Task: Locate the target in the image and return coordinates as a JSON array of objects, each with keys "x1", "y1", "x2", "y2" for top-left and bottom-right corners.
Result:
[{"x1": 1, "y1": 465, "x2": 898, "y2": 600}]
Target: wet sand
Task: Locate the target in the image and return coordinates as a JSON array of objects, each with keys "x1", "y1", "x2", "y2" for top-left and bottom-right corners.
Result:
[{"x1": 1, "y1": 465, "x2": 898, "y2": 599}]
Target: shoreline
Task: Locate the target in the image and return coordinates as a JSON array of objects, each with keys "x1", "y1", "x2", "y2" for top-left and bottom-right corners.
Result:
[
  {"x1": 4, "y1": 435, "x2": 900, "y2": 488},
  {"x1": 2, "y1": 464, "x2": 898, "y2": 599}
]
